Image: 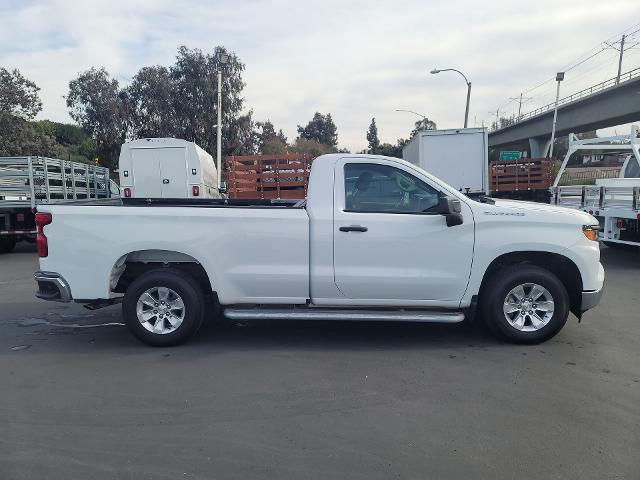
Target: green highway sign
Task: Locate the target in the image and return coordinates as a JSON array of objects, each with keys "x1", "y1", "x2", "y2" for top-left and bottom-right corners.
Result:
[{"x1": 499, "y1": 151, "x2": 522, "y2": 161}]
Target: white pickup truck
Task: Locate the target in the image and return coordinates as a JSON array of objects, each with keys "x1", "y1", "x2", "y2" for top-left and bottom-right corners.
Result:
[{"x1": 33, "y1": 154, "x2": 604, "y2": 346}]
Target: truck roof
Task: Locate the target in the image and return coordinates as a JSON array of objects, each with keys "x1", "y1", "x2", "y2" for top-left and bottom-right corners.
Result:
[{"x1": 122, "y1": 138, "x2": 195, "y2": 149}]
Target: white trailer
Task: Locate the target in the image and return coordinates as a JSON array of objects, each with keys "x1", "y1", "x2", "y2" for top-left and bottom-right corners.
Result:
[
  {"x1": 119, "y1": 138, "x2": 219, "y2": 199},
  {"x1": 552, "y1": 125, "x2": 640, "y2": 247},
  {"x1": 403, "y1": 128, "x2": 489, "y2": 195}
]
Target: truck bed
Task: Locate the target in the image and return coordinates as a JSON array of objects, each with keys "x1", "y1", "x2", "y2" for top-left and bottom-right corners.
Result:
[{"x1": 36, "y1": 197, "x2": 306, "y2": 209}]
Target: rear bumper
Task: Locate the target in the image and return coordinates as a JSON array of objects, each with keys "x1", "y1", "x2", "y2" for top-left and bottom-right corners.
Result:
[
  {"x1": 581, "y1": 286, "x2": 603, "y2": 312},
  {"x1": 34, "y1": 271, "x2": 72, "y2": 302}
]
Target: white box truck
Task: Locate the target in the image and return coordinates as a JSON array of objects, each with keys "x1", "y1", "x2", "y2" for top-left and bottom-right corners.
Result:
[
  {"x1": 119, "y1": 138, "x2": 219, "y2": 199},
  {"x1": 403, "y1": 128, "x2": 488, "y2": 195}
]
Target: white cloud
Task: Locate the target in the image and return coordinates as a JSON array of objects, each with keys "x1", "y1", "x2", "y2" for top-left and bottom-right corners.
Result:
[{"x1": 1, "y1": 0, "x2": 639, "y2": 151}]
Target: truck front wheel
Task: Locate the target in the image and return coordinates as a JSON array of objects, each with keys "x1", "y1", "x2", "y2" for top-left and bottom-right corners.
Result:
[
  {"x1": 481, "y1": 265, "x2": 570, "y2": 344},
  {"x1": 122, "y1": 269, "x2": 205, "y2": 346}
]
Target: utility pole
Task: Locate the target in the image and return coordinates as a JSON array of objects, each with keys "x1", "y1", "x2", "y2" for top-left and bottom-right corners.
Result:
[
  {"x1": 616, "y1": 34, "x2": 626, "y2": 84},
  {"x1": 216, "y1": 69, "x2": 222, "y2": 188},
  {"x1": 549, "y1": 72, "x2": 565, "y2": 158},
  {"x1": 509, "y1": 92, "x2": 532, "y2": 121}
]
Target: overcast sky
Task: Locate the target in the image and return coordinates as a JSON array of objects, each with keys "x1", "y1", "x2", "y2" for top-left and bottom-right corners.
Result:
[{"x1": 2, "y1": 0, "x2": 640, "y2": 151}]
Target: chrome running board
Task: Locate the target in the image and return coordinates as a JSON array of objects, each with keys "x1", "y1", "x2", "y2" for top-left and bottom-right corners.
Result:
[{"x1": 224, "y1": 308, "x2": 465, "y2": 323}]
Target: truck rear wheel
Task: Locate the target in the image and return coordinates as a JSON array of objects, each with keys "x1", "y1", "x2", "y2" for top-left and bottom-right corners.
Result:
[
  {"x1": 481, "y1": 265, "x2": 569, "y2": 344},
  {"x1": 122, "y1": 269, "x2": 205, "y2": 346},
  {"x1": 0, "y1": 238, "x2": 17, "y2": 254}
]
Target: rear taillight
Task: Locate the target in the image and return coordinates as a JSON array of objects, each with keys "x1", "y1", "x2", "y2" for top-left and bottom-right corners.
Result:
[
  {"x1": 192, "y1": 185, "x2": 200, "y2": 197},
  {"x1": 124, "y1": 188, "x2": 132, "y2": 198},
  {"x1": 35, "y1": 212, "x2": 52, "y2": 258},
  {"x1": 616, "y1": 218, "x2": 626, "y2": 229}
]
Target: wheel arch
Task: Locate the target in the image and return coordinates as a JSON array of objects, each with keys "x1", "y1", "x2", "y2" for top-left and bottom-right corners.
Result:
[
  {"x1": 109, "y1": 249, "x2": 215, "y2": 299},
  {"x1": 478, "y1": 251, "x2": 583, "y2": 317}
]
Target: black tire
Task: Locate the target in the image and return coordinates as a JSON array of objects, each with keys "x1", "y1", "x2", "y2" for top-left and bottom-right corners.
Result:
[
  {"x1": 0, "y1": 238, "x2": 17, "y2": 254},
  {"x1": 122, "y1": 268, "x2": 205, "y2": 346},
  {"x1": 480, "y1": 264, "x2": 570, "y2": 344}
]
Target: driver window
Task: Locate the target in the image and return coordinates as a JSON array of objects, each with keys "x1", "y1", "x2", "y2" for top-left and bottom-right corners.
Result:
[{"x1": 344, "y1": 163, "x2": 440, "y2": 213}]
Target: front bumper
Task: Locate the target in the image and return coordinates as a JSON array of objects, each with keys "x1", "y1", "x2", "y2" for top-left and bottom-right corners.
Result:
[
  {"x1": 581, "y1": 286, "x2": 603, "y2": 312},
  {"x1": 34, "y1": 271, "x2": 72, "y2": 302}
]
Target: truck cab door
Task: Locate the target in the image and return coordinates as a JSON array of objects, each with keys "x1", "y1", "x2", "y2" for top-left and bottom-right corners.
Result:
[{"x1": 332, "y1": 158, "x2": 474, "y2": 305}]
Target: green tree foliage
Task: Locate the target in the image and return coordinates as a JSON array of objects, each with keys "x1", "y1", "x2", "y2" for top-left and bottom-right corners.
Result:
[
  {"x1": 67, "y1": 46, "x2": 255, "y2": 168},
  {"x1": 410, "y1": 117, "x2": 436, "y2": 138},
  {"x1": 32, "y1": 120, "x2": 98, "y2": 162},
  {"x1": 297, "y1": 112, "x2": 338, "y2": 148},
  {"x1": 376, "y1": 139, "x2": 408, "y2": 159},
  {"x1": 0, "y1": 68, "x2": 66, "y2": 158},
  {"x1": 67, "y1": 67, "x2": 127, "y2": 168},
  {"x1": 291, "y1": 138, "x2": 331, "y2": 156},
  {"x1": 366, "y1": 118, "x2": 380, "y2": 154},
  {"x1": 255, "y1": 120, "x2": 287, "y2": 154},
  {"x1": 0, "y1": 113, "x2": 63, "y2": 157},
  {"x1": 0, "y1": 67, "x2": 42, "y2": 119},
  {"x1": 125, "y1": 65, "x2": 176, "y2": 139},
  {"x1": 168, "y1": 46, "x2": 252, "y2": 155}
]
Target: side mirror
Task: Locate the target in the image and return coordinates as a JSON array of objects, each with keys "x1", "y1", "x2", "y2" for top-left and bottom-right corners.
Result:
[{"x1": 437, "y1": 196, "x2": 463, "y2": 227}]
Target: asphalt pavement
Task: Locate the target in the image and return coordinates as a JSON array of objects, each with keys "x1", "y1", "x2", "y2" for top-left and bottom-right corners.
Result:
[{"x1": 0, "y1": 242, "x2": 639, "y2": 480}]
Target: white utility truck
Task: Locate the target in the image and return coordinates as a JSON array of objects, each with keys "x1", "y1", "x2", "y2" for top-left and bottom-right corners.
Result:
[
  {"x1": 403, "y1": 128, "x2": 489, "y2": 195},
  {"x1": 552, "y1": 125, "x2": 640, "y2": 247},
  {"x1": 33, "y1": 154, "x2": 603, "y2": 346},
  {"x1": 119, "y1": 138, "x2": 219, "y2": 199}
]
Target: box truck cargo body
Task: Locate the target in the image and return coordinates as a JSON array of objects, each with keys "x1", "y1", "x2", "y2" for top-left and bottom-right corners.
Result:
[
  {"x1": 403, "y1": 128, "x2": 488, "y2": 195},
  {"x1": 119, "y1": 138, "x2": 219, "y2": 199}
]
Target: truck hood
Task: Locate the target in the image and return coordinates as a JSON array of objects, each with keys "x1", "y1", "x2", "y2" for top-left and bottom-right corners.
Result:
[{"x1": 479, "y1": 198, "x2": 598, "y2": 224}]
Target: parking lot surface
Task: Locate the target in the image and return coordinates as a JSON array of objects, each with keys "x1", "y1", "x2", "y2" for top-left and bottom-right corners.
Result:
[{"x1": 1, "y1": 243, "x2": 639, "y2": 479}]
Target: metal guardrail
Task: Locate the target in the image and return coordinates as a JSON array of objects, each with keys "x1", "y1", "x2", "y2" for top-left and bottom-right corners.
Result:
[
  {"x1": 0, "y1": 157, "x2": 111, "y2": 208},
  {"x1": 494, "y1": 67, "x2": 640, "y2": 130}
]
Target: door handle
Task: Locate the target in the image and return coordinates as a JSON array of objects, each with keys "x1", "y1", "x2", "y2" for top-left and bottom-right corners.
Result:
[
  {"x1": 339, "y1": 225, "x2": 368, "y2": 232},
  {"x1": 163, "y1": 179, "x2": 170, "y2": 184}
]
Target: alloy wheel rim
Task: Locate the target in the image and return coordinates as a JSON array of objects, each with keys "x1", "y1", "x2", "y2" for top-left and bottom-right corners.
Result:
[
  {"x1": 503, "y1": 283, "x2": 554, "y2": 332},
  {"x1": 135, "y1": 286, "x2": 185, "y2": 334}
]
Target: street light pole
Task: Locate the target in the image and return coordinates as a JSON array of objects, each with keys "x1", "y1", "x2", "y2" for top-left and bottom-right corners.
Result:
[
  {"x1": 216, "y1": 53, "x2": 229, "y2": 189},
  {"x1": 463, "y1": 81, "x2": 471, "y2": 128},
  {"x1": 395, "y1": 109, "x2": 427, "y2": 119},
  {"x1": 430, "y1": 68, "x2": 471, "y2": 128},
  {"x1": 549, "y1": 71, "x2": 564, "y2": 159}
]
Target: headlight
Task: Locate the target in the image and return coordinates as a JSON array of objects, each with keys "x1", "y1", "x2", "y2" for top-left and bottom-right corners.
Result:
[{"x1": 582, "y1": 224, "x2": 599, "y2": 242}]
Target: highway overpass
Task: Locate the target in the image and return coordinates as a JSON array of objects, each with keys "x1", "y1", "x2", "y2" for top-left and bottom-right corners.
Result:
[{"x1": 488, "y1": 68, "x2": 640, "y2": 157}]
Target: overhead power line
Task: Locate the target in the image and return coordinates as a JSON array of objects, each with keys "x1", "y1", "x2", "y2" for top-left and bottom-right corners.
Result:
[{"x1": 492, "y1": 21, "x2": 640, "y2": 120}]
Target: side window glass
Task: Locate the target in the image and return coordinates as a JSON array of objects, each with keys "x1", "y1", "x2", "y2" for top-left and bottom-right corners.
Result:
[
  {"x1": 624, "y1": 156, "x2": 640, "y2": 178},
  {"x1": 344, "y1": 163, "x2": 439, "y2": 213}
]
